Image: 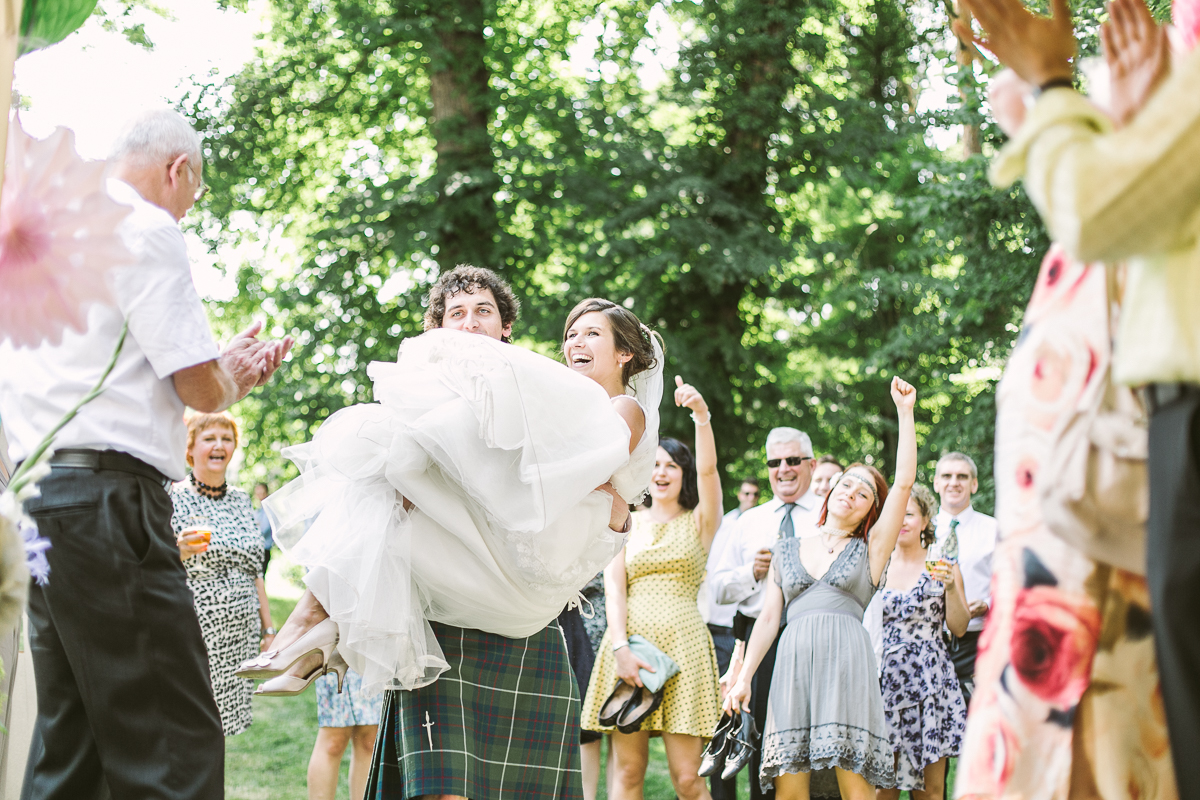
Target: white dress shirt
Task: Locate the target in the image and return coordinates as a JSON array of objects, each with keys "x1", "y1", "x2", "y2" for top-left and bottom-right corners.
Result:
[
  {"x1": 934, "y1": 505, "x2": 997, "y2": 633},
  {"x1": 700, "y1": 508, "x2": 747, "y2": 627},
  {"x1": 990, "y1": 48, "x2": 1200, "y2": 385},
  {"x1": 710, "y1": 490, "x2": 821, "y2": 621},
  {"x1": 0, "y1": 180, "x2": 219, "y2": 480}
]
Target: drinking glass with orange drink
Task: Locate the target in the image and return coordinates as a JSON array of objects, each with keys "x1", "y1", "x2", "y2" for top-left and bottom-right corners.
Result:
[{"x1": 177, "y1": 514, "x2": 213, "y2": 560}]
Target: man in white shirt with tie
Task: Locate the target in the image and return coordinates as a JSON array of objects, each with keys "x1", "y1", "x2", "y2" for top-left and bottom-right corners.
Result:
[
  {"x1": 700, "y1": 477, "x2": 761, "y2": 800},
  {"x1": 710, "y1": 428, "x2": 819, "y2": 800},
  {"x1": 933, "y1": 452, "x2": 997, "y2": 706}
]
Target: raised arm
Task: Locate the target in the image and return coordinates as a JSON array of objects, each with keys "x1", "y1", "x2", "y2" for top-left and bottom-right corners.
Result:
[
  {"x1": 674, "y1": 376, "x2": 722, "y2": 551},
  {"x1": 867, "y1": 377, "x2": 917, "y2": 585}
]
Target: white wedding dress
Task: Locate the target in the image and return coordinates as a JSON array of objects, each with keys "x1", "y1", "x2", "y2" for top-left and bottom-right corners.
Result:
[{"x1": 265, "y1": 329, "x2": 663, "y2": 694}]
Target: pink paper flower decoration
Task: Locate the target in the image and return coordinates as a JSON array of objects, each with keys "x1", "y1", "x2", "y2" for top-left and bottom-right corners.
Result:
[{"x1": 0, "y1": 118, "x2": 132, "y2": 349}]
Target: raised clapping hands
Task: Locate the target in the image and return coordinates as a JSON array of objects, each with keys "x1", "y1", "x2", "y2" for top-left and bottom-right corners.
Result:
[
  {"x1": 954, "y1": 0, "x2": 1076, "y2": 87},
  {"x1": 890, "y1": 376, "x2": 916, "y2": 411},
  {"x1": 220, "y1": 320, "x2": 296, "y2": 398},
  {"x1": 1102, "y1": 0, "x2": 1171, "y2": 127}
]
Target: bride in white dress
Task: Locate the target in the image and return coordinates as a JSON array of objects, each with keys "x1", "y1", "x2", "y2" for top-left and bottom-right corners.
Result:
[{"x1": 245, "y1": 292, "x2": 664, "y2": 695}]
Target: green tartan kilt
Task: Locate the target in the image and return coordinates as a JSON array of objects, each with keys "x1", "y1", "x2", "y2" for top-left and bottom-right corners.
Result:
[{"x1": 367, "y1": 620, "x2": 584, "y2": 800}]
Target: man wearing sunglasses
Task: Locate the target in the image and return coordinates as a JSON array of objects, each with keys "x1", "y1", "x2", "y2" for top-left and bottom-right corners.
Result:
[{"x1": 709, "y1": 428, "x2": 819, "y2": 800}]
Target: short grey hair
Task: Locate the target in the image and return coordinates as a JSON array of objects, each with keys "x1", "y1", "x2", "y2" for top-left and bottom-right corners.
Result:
[
  {"x1": 936, "y1": 451, "x2": 978, "y2": 481},
  {"x1": 765, "y1": 427, "x2": 813, "y2": 458},
  {"x1": 110, "y1": 108, "x2": 202, "y2": 169}
]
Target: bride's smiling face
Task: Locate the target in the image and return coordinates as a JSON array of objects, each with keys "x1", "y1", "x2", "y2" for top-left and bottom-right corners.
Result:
[{"x1": 563, "y1": 311, "x2": 631, "y2": 389}]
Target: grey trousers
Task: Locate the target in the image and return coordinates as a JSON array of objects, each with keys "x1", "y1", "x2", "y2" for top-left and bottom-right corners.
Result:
[
  {"x1": 1147, "y1": 386, "x2": 1200, "y2": 800},
  {"x1": 20, "y1": 455, "x2": 223, "y2": 800}
]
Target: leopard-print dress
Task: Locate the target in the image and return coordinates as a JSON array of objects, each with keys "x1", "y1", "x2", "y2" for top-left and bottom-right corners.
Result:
[{"x1": 170, "y1": 482, "x2": 264, "y2": 736}]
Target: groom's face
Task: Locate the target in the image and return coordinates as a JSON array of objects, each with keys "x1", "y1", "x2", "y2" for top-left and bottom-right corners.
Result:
[{"x1": 441, "y1": 288, "x2": 512, "y2": 341}]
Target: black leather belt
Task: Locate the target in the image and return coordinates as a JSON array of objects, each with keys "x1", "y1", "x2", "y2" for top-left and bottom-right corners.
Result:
[
  {"x1": 1144, "y1": 382, "x2": 1200, "y2": 415},
  {"x1": 49, "y1": 449, "x2": 171, "y2": 488}
]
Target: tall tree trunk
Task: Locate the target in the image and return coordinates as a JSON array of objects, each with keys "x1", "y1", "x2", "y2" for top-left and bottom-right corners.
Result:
[
  {"x1": 428, "y1": 0, "x2": 500, "y2": 269},
  {"x1": 956, "y1": 1, "x2": 982, "y2": 157}
]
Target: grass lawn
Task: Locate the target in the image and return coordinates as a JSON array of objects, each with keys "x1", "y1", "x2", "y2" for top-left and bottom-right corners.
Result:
[{"x1": 226, "y1": 582, "x2": 941, "y2": 799}]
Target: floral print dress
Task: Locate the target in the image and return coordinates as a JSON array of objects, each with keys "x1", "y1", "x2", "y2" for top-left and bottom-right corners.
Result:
[
  {"x1": 878, "y1": 571, "x2": 967, "y2": 790},
  {"x1": 955, "y1": 248, "x2": 1176, "y2": 799}
]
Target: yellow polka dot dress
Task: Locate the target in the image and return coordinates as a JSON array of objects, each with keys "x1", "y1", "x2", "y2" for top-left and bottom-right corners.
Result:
[{"x1": 582, "y1": 509, "x2": 722, "y2": 737}]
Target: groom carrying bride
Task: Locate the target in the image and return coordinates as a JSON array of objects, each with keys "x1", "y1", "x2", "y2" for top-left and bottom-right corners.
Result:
[{"x1": 253, "y1": 265, "x2": 661, "y2": 800}]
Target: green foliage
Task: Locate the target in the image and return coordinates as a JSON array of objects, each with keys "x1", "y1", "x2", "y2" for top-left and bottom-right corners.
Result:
[
  {"x1": 20, "y1": 0, "x2": 98, "y2": 55},
  {"x1": 186, "y1": 0, "x2": 1062, "y2": 513}
]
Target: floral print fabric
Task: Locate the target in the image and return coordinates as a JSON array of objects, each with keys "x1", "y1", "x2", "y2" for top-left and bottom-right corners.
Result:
[
  {"x1": 316, "y1": 667, "x2": 384, "y2": 728},
  {"x1": 879, "y1": 571, "x2": 967, "y2": 790},
  {"x1": 955, "y1": 247, "x2": 1176, "y2": 799}
]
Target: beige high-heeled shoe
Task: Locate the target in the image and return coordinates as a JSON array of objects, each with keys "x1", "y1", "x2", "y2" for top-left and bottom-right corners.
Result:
[
  {"x1": 253, "y1": 649, "x2": 349, "y2": 697},
  {"x1": 234, "y1": 617, "x2": 338, "y2": 679}
]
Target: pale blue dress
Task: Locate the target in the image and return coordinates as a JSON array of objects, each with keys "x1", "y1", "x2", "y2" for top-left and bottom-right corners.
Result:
[{"x1": 759, "y1": 537, "x2": 895, "y2": 791}]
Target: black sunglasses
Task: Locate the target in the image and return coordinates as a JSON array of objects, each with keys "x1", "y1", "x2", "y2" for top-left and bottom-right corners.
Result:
[{"x1": 767, "y1": 456, "x2": 812, "y2": 468}]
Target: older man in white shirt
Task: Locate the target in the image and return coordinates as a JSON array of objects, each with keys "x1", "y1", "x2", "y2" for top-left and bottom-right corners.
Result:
[
  {"x1": 0, "y1": 109, "x2": 292, "y2": 800},
  {"x1": 932, "y1": 452, "x2": 996, "y2": 706},
  {"x1": 699, "y1": 476, "x2": 760, "y2": 800},
  {"x1": 710, "y1": 428, "x2": 819, "y2": 800}
]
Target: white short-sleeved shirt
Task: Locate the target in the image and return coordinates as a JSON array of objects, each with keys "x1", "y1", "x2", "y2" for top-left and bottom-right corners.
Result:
[
  {"x1": 709, "y1": 490, "x2": 821, "y2": 621},
  {"x1": 934, "y1": 505, "x2": 997, "y2": 633},
  {"x1": 0, "y1": 179, "x2": 219, "y2": 480}
]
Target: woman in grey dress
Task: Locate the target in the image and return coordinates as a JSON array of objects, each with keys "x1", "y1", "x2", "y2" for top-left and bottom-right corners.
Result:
[{"x1": 726, "y1": 377, "x2": 917, "y2": 800}]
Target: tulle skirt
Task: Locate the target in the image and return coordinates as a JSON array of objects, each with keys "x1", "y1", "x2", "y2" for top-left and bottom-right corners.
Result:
[{"x1": 266, "y1": 329, "x2": 643, "y2": 694}]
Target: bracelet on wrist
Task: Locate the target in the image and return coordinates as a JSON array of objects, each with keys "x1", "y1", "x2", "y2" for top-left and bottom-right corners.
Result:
[
  {"x1": 262, "y1": 627, "x2": 277, "y2": 636},
  {"x1": 612, "y1": 640, "x2": 630, "y2": 652},
  {"x1": 691, "y1": 411, "x2": 711, "y2": 426}
]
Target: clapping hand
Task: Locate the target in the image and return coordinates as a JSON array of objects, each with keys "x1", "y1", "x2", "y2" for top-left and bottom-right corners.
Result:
[
  {"x1": 220, "y1": 321, "x2": 296, "y2": 397},
  {"x1": 890, "y1": 376, "x2": 916, "y2": 411},
  {"x1": 674, "y1": 376, "x2": 709, "y2": 419},
  {"x1": 1102, "y1": 0, "x2": 1170, "y2": 127},
  {"x1": 954, "y1": 0, "x2": 1076, "y2": 88}
]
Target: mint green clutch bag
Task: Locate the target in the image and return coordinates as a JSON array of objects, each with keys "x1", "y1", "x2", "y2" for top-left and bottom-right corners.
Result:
[{"x1": 628, "y1": 634, "x2": 680, "y2": 693}]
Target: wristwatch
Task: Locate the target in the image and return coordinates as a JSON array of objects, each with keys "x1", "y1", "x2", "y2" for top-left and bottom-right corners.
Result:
[
  {"x1": 262, "y1": 627, "x2": 277, "y2": 636},
  {"x1": 1033, "y1": 76, "x2": 1075, "y2": 97}
]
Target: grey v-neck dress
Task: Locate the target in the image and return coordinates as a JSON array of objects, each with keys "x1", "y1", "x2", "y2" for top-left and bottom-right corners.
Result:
[{"x1": 759, "y1": 537, "x2": 895, "y2": 791}]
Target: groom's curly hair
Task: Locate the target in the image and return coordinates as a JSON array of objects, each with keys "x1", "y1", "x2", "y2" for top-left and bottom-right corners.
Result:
[{"x1": 424, "y1": 265, "x2": 520, "y2": 342}]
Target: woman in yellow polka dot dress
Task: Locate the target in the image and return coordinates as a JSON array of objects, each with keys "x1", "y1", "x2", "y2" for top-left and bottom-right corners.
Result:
[{"x1": 582, "y1": 376, "x2": 723, "y2": 800}]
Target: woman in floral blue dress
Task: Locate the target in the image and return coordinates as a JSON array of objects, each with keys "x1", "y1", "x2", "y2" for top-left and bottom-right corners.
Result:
[{"x1": 875, "y1": 484, "x2": 969, "y2": 799}]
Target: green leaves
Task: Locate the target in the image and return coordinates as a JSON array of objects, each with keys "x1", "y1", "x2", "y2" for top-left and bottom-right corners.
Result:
[
  {"x1": 190, "y1": 0, "x2": 1052, "y2": 511},
  {"x1": 19, "y1": 0, "x2": 98, "y2": 56}
]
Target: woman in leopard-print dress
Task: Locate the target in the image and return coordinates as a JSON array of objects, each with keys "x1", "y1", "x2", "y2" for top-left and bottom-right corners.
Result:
[{"x1": 171, "y1": 412, "x2": 273, "y2": 736}]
